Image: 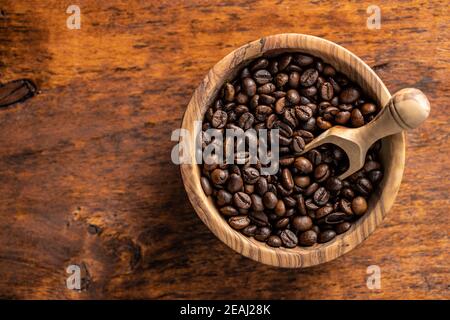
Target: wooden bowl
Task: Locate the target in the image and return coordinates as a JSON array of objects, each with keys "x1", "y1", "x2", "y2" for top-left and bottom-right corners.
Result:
[{"x1": 180, "y1": 33, "x2": 405, "y2": 268}]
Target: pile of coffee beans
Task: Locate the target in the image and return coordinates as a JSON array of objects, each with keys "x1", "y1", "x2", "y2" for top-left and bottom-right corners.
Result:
[{"x1": 200, "y1": 52, "x2": 383, "y2": 248}]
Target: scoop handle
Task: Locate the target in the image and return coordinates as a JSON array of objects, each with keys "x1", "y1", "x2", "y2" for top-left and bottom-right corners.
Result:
[{"x1": 360, "y1": 88, "x2": 430, "y2": 145}]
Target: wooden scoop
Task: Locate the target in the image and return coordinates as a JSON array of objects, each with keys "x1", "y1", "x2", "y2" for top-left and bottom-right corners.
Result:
[{"x1": 301, "y1": 88, "x2": 430, "y2": 180}]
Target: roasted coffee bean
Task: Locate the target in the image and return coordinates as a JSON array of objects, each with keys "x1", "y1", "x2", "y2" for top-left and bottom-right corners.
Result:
[
  {"x1": 250, "y1": 194, "x2": 264, "y2": 211},
  {"x1": 300, "y1": 68, "x2": 319, "y2": 87},
  {"x1": 364, "y1": 160, "x2": 381, "y2": 172},
  {"x1": 255, "y1": 177, "x2": 268, "y2": 195},
  {"x1": 315, "y1": 204, "x2": 334, "y2": 219},
  {"x1": 294, "y1": 157, "x2": 313, "y2": 174},
  {"x1": 227, "y1": 173, "x2": 244, "y2": 193},
  {"x1": 317, "y1": 116, "x2": 333, "y2": 130},
  {"x1": 286, "y1": 89, "x2": 300, "y2": 105},
  {"x1": 305, "y1": 182, "x2": 319, "y2": 197},
  {"x1": 283, "y1": 196, "x2": 297, "y2": 208},
  {"x1": 254, "y1": 69, "x2": 273, "y2": 85},
  {"x1": 288, "y1": 71, "x2": 300, "y2": 88},
  {"x1": 254, "y1": 226, "x2": 271, "y2": 241},
  {"x1": 275, "y1": 217, "x2": 290, "y2": 229},
  {"x1": 320, "y1": 82, "x2": 334, "y2": 100},
  {"x1": 305, "y1": 198, "x2": 320, "y2": 210},
  {"x1": 281, "y1": 168, "x2": 294, "y2": 190},
  {"x1": 242, "y1": 167, "x2": 260, "y2": 184},
  {"x1": 300, "y1": 85, "x2": 317, "y2": 97},
  {"x1": 339, "y1": 198, "x2": 353, "y2": 216},
  {"x1": 313, "y1": 187, "x2": 330, "y2": 206},
  {"x1": 258, "y1": 83, "x2": 276, "y2": 94},
  {"x1": 211, "y1": 110, "x2": 228, "y2": 128},
  {"x1": 295, "y1": 54, "x2": 314, "y2": 66},
  {"x1": 295, "y1": 105, "x2": 313, "y2": 121},
  {"x1": 217, "y1": 190, "x2": 233, "y2": 206},
  {"x1": 278, "y1": 54, "x2": 292, "y2": 71},
  {"x1": 233, "y1": 192, "x2": 252, "y2": 209},
  {"x1": 335, "y1": 111, "x2": 351, "y2": 124},
  {"x1": 267, "y1": 235, "x2": 282, "y2": 247},
  {"x1": 220, "y1": 206, "x2": 239, "y2": 216},
  {"x1": 0, "y1": 79, "x2": 37, "y2": 108},
  {"x1": 242, "y1": 225, "x2": 257, "y2": 236},
  {"x1": 223, "y1": 83, "x2": 235, "y2": 102},
  {"x1": 324, "y1": 212, "x2": 346, "y2": 224},
  {"x1": 351, "y1": 108, "x2": 365, "y2": 127},
  {"x1": 355, "y1": 178, "x2": 373, "y2": 196},
  {"x1": 361, "y1": 102, "x2": 377, "y2": 115},
  {"x1": 340, "y1": 87, "x2": 360, "y2": 103},
  {"x1": 211, "y1": 169, "x2": 229, "y2": 185},
  {"x1": 279, "y1": 157, "x2": 295, "y2": 166},
  {"x1": 238, "y1": 112, "x2": 254, "y2": 130},
  {"x1": 244, "y1": 184, "x2": 254, "y2": 194},
  {"x1": 299, "y1": 230, "x2": 317, "y2": 246},
  {"x1": 314, "y1": 164, "x2": 330, "y2": 182},
  {"x1": 283, "y1": 108, "x2": 298, "y2": 128},
  {"x1": 368, "y1": 170, "x2": 383, "y2": 184},
  {"x1": 301, "y1": 117, "x2": 316, "y2": 131},
  {"x1": 307, "y1": 149, "x2": 322, "y2": 165},
  {"x1": 326, "y1": 177, "x2": 343, "y2": 192},
  {"x1": 292, "y1": 216, "x2": 313, "y2": 232},
  {"x1": 341, "y1": 187, "x2": 355, "y2": 200},
  {"x1": 294, "y1": 175, "x2": 310, "y2": 188},
  {"x1": 263, "y1": 192, "x2": 278, "y2": 209},
  {"x1": 274, "y1": 200, "x2": 287, "y2": 217},
  {"x1": 291, "y1": 135, "x2": 306, "y2": 153},
  {"x1": 335, "y1": 222, "x2": 352, "y2": 234},
  {"x1": 275, "y1": 73, "x2": 289, "y2": 87},
  {"x1": 201, "y1": 176, "x2": 213, "y2": 196},
  {"x1": 228, "y1": 216, "x2": 250, "y2": 230},
  {"x1": 251, "y1": 58, "x2": 269, "y2": 71},
  {"x1": 280, "y1": 229, "x2": 298, "y2": 248},
  {"x1": 242, "y1": 77, "x2": 257, "y2": 96},
  {"x1": 275, "y1": 97, "x2": 287, "y2": 114},
  {"x1": 318, "y1": 230, "x2": 336, "y2": 243},
  {"x1": 352, "y1": 196, "x2": 368, "y2": 215},
  {"x1": 296, "y1": 195, "x2": 307, "y2": 215},
  {"x1": 250, "y1": 211, "x2": 269, "y2": 227}
]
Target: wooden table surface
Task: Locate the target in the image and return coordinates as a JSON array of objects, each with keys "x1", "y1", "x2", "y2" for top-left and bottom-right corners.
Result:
[{"x1": 0, "y1": 0, "x2": 448, "y2": 299}]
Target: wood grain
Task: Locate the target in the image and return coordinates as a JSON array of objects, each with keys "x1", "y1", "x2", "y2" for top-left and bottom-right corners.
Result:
[{"x1": 0, "y1": 0, "x2": 448, "y2": 299}]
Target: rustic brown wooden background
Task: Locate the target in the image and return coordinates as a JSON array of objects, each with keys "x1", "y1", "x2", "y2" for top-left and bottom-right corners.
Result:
[{"x1": 0, "y1": 0, "x2": 448, "y2": 299}]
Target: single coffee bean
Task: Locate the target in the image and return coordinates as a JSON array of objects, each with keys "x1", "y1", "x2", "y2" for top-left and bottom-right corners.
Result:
[
  {"x1": 341, "y1": 187, "x2": 355, "y2": 200},
  {"x1": 368, "y1": 170, "x2": 383, "y2": 184},
  {"x1": 315, "y1": 204, "x2": 334, "y2": 219},
  {"x1": 301, "y1": 117, "x2": 316, "y2": 131},
  {"x1": 314, "y1": 164, "x2": 331, "y2": 183},
  {"x1": 233, "y1": 192, "x2": 252, "y2": 209},
  {"x1": 267, "y1": 235, "x2": 282, "y2": 247},
  {"x1": 294, "y1": 175, "x2": 310, "y2": 188},
  {"x1": 220, "y1": 206, "x2": 238, "y2": 216},
  {"x1": 286, "y1": 89, "x2": 300, "y2": 105},
  {"x1": 299, "y1": 230, "x2": 317, "y2": 246},
  {"x1": 304, "y1": 182, "x2": 319, "y2": 197},
  {"x1": 351, "y1": 108, "x2": 365, "y2": 127},
  {"x1": 244, "y1": 184, "x2": 254, "y2": 194},
  {"x1": 364, "y1": 160, "x2": 381, "y2": 172},
  {"x1": 292, "y1": 216, "x2": 313, "y2": 232},
  {"x1": 250, "y1": 211, "x2": 269, "y2": 227},
  {"x1": 320, "y1": 82, "x2": 334, "y2": 100},
  {"x1": 211, "y1": 169, "x2": 229, "y2": 185},
  {"x1": 242, "y1": 77, "x2": 257, "y2": 96},
  {"x1": 295, "y1": 54, "x2": 314, "y2": 66},
  {"x1": 201, "y1": 176, "x2": 213, "y2": 196},
  {"x1": 255, "y1": 177, "x2": 268, "y2": 195},
  {"x1": 317, "y1": 116, "x2": 333, "y2": 130},
  {"x1": 289, "y1": 71, "x2": 300, "y2": 88},
  {"x1": 355, "y1": 178, "x2": 373, "y2": 196},
  {"x1": 324, "y1": 212, "x2": 346, "y2": 224},
  {"x1": 263, "y1": 192, "x2": 278, "y2": 209},
  {"x1": 251, "y1": 58, "x2": 269, "y2": 71},
  {"x1": 251, "y1": 194, "x2": 264, "y2": 211},
  {"x1": 335, "y1": 221, "x2": 351, "y2": 234},
  {"x1": 254, "y1": 226, "x2": 271, "y2": 241},
  {"x1": 325, "y1": 177, "x2": 343, "y2": 192},
  {"x1": 275, "y1": 217, "x2": 290, "y2": 229},
  {"x1": 275, "y1": 97, "x2": 287, "y2": 114},
  {"x1": 242, "y1": 224, "x2": 257, "y2": 236},
  {"x1": 278, "y1": 54, "x2": 292, "y2": 71},
  {"x1": 339, "y1": 198, "x2": 353, "y2": 216},
  {"x1": 295, "y1": 105, "x2": 313, "y2": 121},
  {"x1": 352, "y1": 196, "x2": 368, "y2": 215},
  {"x1": 258, "y1": 83, "x2": 276, "y2": 94},
  {"x1": 227, "y1": 173, "x2": 244, "y2": 193},
  {"x1": 280, "y1": 229, "x2": 298, "y2": 248},
  {"x1": 294, "y1": 157, "x2": 313, "y2": 174},
  {"x1": 242, "y1": 167, "x2": 260, "y2": 184},
  {"x1": 291, "y1": 135, "x2": 306, "y2": 153},
  {"x1": 281, "y1": 168, "x2": 294, "y2": 190},
  {"x1": 217, "y1": 190, "x2": 233, "y2": 206},
  {"x1": 340, "y1": 87, "x2": 360, "y2": 103},
  {"x1": 228, "y1": 215, "x2": 250, "y2": 230},
  {"x1": 335, "y1": 111, "x2": 351, "y2": 124},
  {"x1": 318, "y1": 230, "x2": 336, "y2": 243},
  {"x1": 274, "y1": 200, "x2": 286, "y2": 217},
  {"x1": 211, "y1": 110, "x2": 228, "y2": 128},
  {"x1": 313, "y1": 187, "x2": 330, "y2": 206},
  {"x1": 275, "y1": 73, "x2": 289, "y2": 87},
  {"x1": 300, "y1": 68, "x2": 319, "y2": 87},
  {"x1": 253, "y1": 69, "x2": 273, "y2": 85},
  {"x1": 223, "y1": 83, "x2": 235, "y2": 102},
  {"x1": 361, "y1": 102, "x2": 377, "y2": 115}
]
